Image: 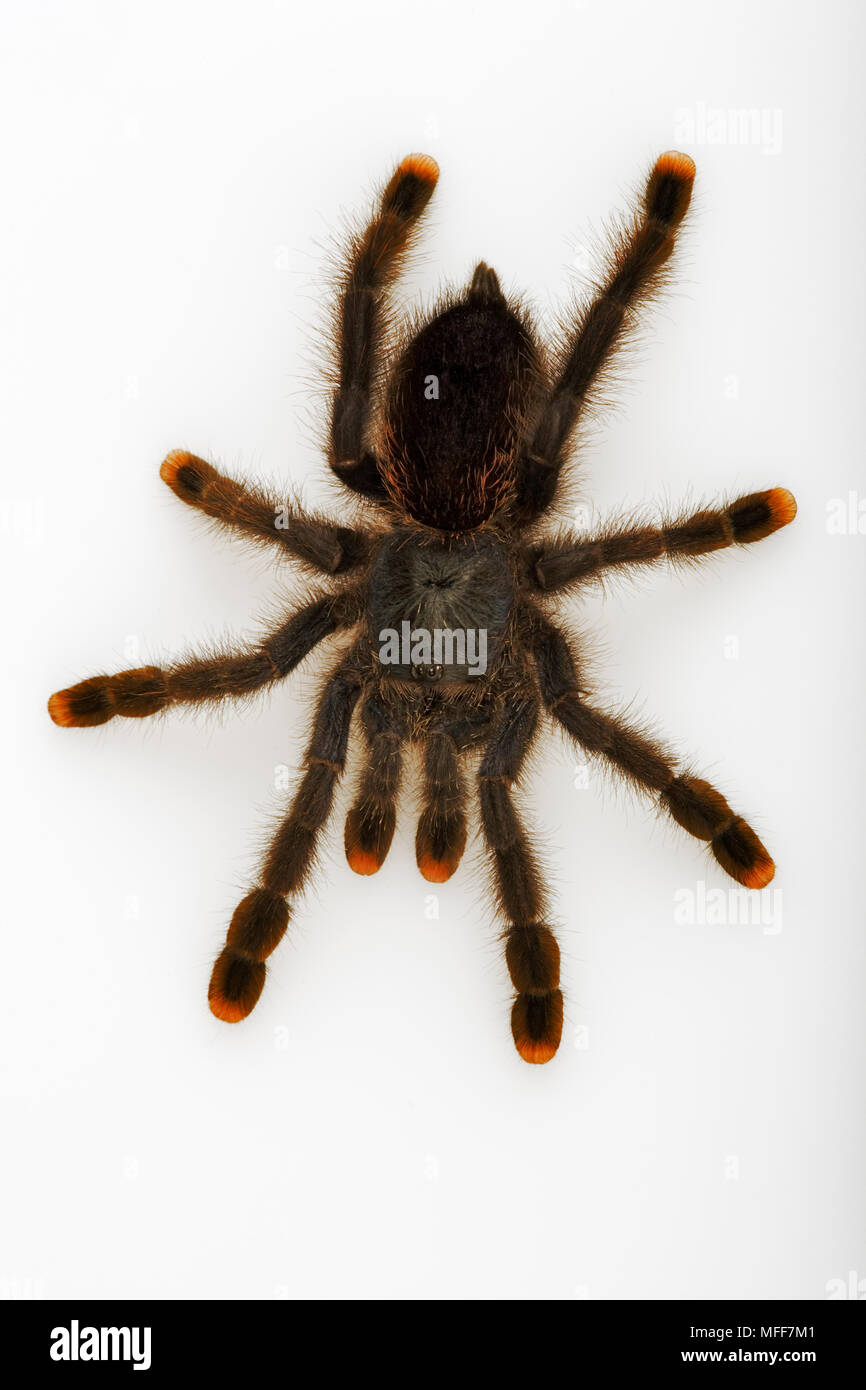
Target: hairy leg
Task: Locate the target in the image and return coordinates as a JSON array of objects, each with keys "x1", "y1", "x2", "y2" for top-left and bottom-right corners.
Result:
[
  {"x1": 160, "y1": 451, "x2": 369, "y2": 574},
  {"x1": 514, "y1": 151, "x2": 696, "y2": 523},
  {"x1": 209, "y1": 651, "x2": 364, "y2": 1022},
  {"x1": 478, "y1": 688, "x2": 564, "y2": 1064},
  {"x1": 48, "y1": 590, "x2": 360, "y2": 727},
  {"x1": 415, "y1": 730, "x2": 468, "y2": 883},
  {"x1": 528, "y1": 610, "x2": 775, "y2": 889},
  {"x1": 344, "y1": 692, "x2": 406, "y2": 875},
  {"x1": 526, "y1": 488, "x2": 797, "y2": 594},
  {"x1": 330, "y1": 153, "x2": 439, "y2": 501}
]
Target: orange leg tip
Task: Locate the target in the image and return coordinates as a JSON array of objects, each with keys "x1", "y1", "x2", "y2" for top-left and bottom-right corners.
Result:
[
  {"x1": 417, "y1": 853, "x2": 457, "y2": 884},
  {"x1": 208, "y1": 950, "x2": 266, "y2": 1022},
  {"x1": 395, "y1": 153, "x2": 439, "y2": 186},
  {"x1": 513, "y1": 1036, "x2": 560, "y2": 1065},
  {"x1": 47, "y1": 691, "x2": 75, "y2": 726},
  {"x1": 47, "y1": 679, "x2": 114, "y2": 727},
  {"x1": 766, "y1": 487, "x2": 797, "y2": 529},
  {"x1": 346, "y1": 844, "x2": 384, "y2": 876},
  {"x1": 646, "y1": 151, "x2": 695, "y2": 227},
  {"x1": 415, "y1": 812, "x2": 466, "y2": 884},
  {"x1": 511, "y1": 990, "x2": 564, "y2": 1065},
  {"x1": 383, "y1": 154, "x2": 440, "y2": 220},
  {"x1": 159, "y1": 449, "x2": 194, "y2": 486},
  {"x1": 713, "y1": 818, "x2": 776, "y2": 890},
  {"x1": 740, "y1": 855, "x2": 776, "y2": 891},
  {"x1": 208, "y1": 994, "x2": 252, "y2": 1024},
  {"x1": 653, "y1": 149, "x2": 697, "y2": 183}
]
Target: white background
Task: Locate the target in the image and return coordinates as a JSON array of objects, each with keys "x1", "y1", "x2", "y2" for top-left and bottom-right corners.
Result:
[{"x1": 2, "y1": 0, "x2": 863, "y2": 1300}]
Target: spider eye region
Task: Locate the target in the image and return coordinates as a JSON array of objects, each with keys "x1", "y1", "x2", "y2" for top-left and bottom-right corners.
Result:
[
  {"x1": 411, "y1": 663, "x2": 444, "y2": 683},
  {"x1": 369, "y1": 531, "x2": 512, "y2": 683}
]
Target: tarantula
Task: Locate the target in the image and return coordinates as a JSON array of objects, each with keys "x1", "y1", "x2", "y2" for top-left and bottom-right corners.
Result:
[{"x1": 48, "y1": 151, "x2": 796, "y2": 1064}]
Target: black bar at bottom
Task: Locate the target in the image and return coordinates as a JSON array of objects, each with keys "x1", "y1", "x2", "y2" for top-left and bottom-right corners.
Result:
[{"x1": 1, "y1": 1297, "x2": 862, "y2": 1375}]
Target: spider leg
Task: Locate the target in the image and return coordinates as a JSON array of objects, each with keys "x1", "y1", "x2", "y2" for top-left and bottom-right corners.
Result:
[
  {"x1": 330, "y1": 153, "x2": 439, "y2": 502},
  {"x1": 514, "y1": 151, "x2": 696, "y2": 524},
  {"x1": 160, "y1": 451, "x2": 369, "y2": 574},
  {"x1": 344, "y1": 692, "x2": 407, "y2": 875},
  {"x1": 415, "y1": 730, "x2": 468, "y2": 882},
  {"x1": 527, "y1": 609, "x2": 775, "y2": 889},
  {"x1": 209, "y1": 648, "x2": 364, "y2": 1023},
  {"x1": 47, "y1": 590, "x2": 359, "y2": 727},
  {"x1": 479, "y1": 688, "x2": 564, "y2": 1065},
  {"x1": 527, "y1": 488, "x2": 798, "y2": 594}
]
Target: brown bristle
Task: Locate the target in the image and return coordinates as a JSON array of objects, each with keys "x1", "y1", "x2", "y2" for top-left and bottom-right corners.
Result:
[
  {"x1": 225, "y1": 889, "x2": 289, "y2": 960},
  {"x1": 664, "y1": 775, "x2": 732, "y2": 841},
  {"x1": 511, "y1": 990, "x2": 563, "y2": 1065},
  {"x1": 208, "y1": 948, "x2": 266, "y2": 1023},
  {"x1": 505, "y1": 924, "x2": 560, "y2": 995}
]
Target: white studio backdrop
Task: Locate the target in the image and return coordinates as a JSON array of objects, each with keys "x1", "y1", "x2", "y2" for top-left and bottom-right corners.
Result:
[{"x1": 1, "y1": 0, "x2": 863, "y2": 1299}]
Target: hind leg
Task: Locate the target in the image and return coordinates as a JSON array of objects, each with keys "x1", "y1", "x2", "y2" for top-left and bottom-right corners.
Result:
[
  {"x1": 478, "y1": 690, "x2": 564, "y2": 1064},
  {"x1": 529, "y1": 610, "x2": 775, "y2": 889}
]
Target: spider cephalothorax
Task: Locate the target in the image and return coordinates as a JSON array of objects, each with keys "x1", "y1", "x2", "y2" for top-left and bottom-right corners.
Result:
[{"x1": 48, "y1": 151, "x2": 796, "y2": 1064}]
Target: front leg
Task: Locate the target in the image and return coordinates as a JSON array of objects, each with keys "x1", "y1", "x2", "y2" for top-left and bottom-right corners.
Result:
[
  {"x1": 514, "y1": 151, "x2": 696, "y2": 523},
  {"x1": 330, "y1": 153, "x2": 439, "y2": 501},
  {"x1": 527, "y1": 488, "x2": 797, "y2": 594},
  {"x1": 161, "y1": 451, "x2": 369, "y2": 574},
  {"x1": 48, "y1": 590, "x2": 358, "y2": 727}
]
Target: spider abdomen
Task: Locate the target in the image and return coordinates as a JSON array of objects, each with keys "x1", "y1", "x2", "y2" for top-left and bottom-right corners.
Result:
[{"x1": 381, "y1": 293, "x2": 539, "y2": 530}]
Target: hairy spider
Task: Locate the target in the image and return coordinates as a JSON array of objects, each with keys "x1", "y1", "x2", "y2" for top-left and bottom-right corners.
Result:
[{"x1": 48, "y1": 151, "x2": 796, "y2": 1064}]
